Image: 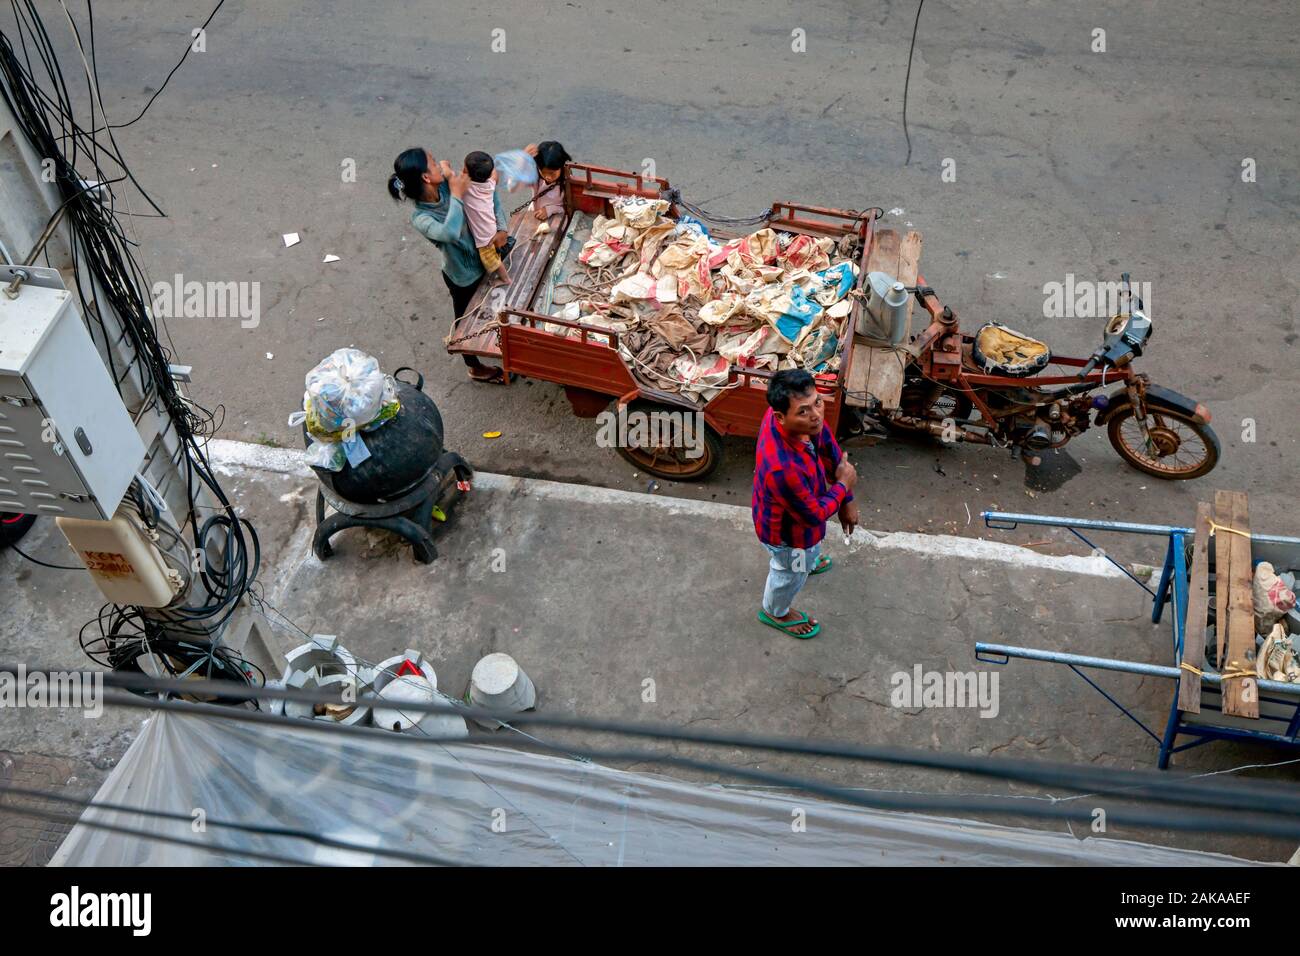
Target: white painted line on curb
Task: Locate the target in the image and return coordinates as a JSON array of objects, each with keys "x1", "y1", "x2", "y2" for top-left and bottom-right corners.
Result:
[{"x1": 208, "y1": 439, "x2": 1123, "y2": 579}]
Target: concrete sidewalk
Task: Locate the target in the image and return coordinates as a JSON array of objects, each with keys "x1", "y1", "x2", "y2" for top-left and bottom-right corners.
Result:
[{"x1": 2, "y1": 439, "x2": 1298, "y2": 864}]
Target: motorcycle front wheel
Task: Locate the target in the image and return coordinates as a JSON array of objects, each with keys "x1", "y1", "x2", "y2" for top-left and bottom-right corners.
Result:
[{"x1": 1106, "y1": 406, "x2": 1220, "y2": 479}]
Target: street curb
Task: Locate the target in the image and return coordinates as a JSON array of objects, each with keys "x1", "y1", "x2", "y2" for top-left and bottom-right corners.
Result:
[{"x1": 208, "y1": 438, "x2": 1123, "y2": 579}]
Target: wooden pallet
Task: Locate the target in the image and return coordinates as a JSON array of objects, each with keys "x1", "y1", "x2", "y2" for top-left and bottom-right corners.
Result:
[{"x1": 844, "y1": 228, "x2": 922, "y2": 410}]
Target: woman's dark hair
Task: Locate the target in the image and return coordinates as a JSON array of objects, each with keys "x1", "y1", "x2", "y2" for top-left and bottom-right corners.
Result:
[
  {"x1": 767, "y1": 369, "x2": 816, "y2": 413},
  {"x1": 389, "y1": 148, "x2": 429, "y2": 202},
  {"x1": 534, "y1": 140, "x2": 572, "y2": 173}
]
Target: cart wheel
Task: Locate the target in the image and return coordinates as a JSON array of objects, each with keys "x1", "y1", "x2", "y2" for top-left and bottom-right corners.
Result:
[{"x1": 613, "y1": 402, "x2": 724, "y2": 481}]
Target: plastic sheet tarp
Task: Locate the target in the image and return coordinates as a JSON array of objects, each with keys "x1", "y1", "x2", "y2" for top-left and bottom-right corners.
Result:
[{"x1": 52, "y1": 712, "x2": 1261, "y2": 866}]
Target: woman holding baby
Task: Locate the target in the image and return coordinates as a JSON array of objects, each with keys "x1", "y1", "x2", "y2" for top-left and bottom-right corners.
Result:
[{"x1": 387, "y1": 141, "x2": 571, "y2": 384}]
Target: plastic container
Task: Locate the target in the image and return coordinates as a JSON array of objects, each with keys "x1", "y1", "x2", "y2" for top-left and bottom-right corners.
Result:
[{"x1": 466, "y1": 653, "x2": 537, "y2": 730}]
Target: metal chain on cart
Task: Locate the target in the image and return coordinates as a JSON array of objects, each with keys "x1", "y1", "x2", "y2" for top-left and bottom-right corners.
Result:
[
  {"x1": 659, "y1": 186, "x2": 773, "y2": 227},
  {"x1": 442, "y1": 311, "x2": 503, "y2": 350},
  {"x1": 507, "y1": 179, "x2": 561, "y2": 218}
]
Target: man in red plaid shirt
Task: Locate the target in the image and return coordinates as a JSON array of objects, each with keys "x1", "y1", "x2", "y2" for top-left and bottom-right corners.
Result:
[{"x1": 752, "y1": 370, "x2": 859, "y2": 639}]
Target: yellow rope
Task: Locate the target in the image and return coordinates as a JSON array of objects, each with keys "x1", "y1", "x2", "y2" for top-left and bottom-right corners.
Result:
[
  {"x1": 1179, "y1": 661, "x2": 1255, "y2": 681},
  {"x1": 1208, "y1": 520, "x2": 1251, "y2": 540}
]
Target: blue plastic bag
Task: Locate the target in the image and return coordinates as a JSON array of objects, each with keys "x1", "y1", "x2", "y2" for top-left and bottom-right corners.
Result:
[{"x1": 494, "y1": 149, "x2": 538, "y2": 190}]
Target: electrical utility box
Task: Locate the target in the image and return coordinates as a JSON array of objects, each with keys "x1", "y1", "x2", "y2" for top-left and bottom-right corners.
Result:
[{"x1": 0, "y1": 264, "x2": 145, "y2": 519}]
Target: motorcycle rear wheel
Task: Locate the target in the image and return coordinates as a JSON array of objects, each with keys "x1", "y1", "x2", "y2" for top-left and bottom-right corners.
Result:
[{"x1": 1106, "y1": 406, "x2": 1219, "y2": 479}]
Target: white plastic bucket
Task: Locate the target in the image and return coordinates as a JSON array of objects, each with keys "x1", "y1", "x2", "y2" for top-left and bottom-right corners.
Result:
[{"x1": 466, "y1": 653, "x2": 537, "y2": 730}]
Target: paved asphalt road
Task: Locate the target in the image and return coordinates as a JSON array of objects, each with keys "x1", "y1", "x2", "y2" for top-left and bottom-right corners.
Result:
[{"x1": 12, "y1": 0, "x2": 1298, "y2": 546}]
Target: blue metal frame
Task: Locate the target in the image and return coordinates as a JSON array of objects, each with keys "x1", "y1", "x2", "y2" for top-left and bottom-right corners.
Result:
[{"x1": 981, "y1": 510, "x2": 1300, "y2": 769}]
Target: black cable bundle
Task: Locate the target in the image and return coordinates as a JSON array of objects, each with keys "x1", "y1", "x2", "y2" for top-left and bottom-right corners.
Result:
[{"x1": 0, "y1": 1, "x2": 257, "y2": 692}]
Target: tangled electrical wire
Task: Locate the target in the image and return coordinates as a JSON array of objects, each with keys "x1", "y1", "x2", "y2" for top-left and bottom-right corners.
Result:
[{"x1": 0, "y1": 0, "x2": 258, "y2": 694}]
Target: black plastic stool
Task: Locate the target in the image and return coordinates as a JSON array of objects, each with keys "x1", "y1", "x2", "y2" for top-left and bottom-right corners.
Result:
[{"x1": 312, "y1": 450, "x2": 471, "y2": 564}]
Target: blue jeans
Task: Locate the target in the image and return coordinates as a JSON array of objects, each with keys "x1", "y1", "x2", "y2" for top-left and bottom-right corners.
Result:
[{"x1": 761, "y1": 542, "x2": 821, "y2": 618}]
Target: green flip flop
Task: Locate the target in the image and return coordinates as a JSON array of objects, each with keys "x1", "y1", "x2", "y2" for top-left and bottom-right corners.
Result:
[
  {"x1": 757, "y1": 609, "x2": 821, "y2": 639},
  {"x1": 809, "y1": 554, "x2": 833, "y2": 576}
]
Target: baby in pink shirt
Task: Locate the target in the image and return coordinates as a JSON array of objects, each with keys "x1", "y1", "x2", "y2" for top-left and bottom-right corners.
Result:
[{"x1": 463, "y1": 151, "x2": 511, "y2": 284}]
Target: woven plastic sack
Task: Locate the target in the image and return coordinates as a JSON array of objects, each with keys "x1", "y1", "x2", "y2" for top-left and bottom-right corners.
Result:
[
  {"x1": 717, "y1": 324, "x2": 769, "y2": 366},
  {"x1": 1257, "y1": 624, "x2": 1300, "y2": 683},
  {"x1": 778, "y1": 234, "x2": 834, "y2": 272},
  {"x1": 698, "y1": 294, "x2": 748, "y2": 326},
  {"x1": 813, "y1": 262, "x2": 857, "y2": 306},
  {"x1": 789, "y1": 323, "x2": 838, "y2": 372},
  {"x1": 772, "y1": 287, "x2": 824, "y2": 343},
  {"x1": 668, "y1": 352, "x2": 729, "y2": 398},
  {"x1": 675, "y1": 215, "x2": 710, "y2": 239},
  {"x1": 612, "y1": 196, "x2": 670, "y2": 229}
]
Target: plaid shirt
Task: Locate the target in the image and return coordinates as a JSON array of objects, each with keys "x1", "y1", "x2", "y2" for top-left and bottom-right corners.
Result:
[{"x1": 752, "y1": 407, "x2": 852, "y2": 549}]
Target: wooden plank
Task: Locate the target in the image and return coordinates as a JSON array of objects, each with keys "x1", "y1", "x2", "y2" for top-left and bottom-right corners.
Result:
[
  {"x1": 447, "y1": 208, "x2": 565, "y2": 357},
  {"x1": 844, "y1": 342, "x2": 907, "y2": 410},
  {"x1": 844, "y1": 341, "x2": 871, "y2": 407},
  {"x1": 1219, "y1": 490, "x2": 1259, "y2": 719},
  {"x1": 864, "y1": 347, "x2": 907, "y2": 410},
  {"x1": 866, "y1": 227, "x2": 901, "y2": 276},
  {"x1": 1214, "y1": 490, "x2": 1231, "y2": 665},
  {"x1": 1177, "y1": 502, "x2": 1213, "y2": 714},
  {"x1": 895, "y1": 230, "x2": 923, "y2": 336}
]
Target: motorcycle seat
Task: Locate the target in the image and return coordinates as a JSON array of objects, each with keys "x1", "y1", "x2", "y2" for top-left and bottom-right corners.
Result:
[{"x1": 972, "y1": 323, "x2": 1051, "y2": 377}]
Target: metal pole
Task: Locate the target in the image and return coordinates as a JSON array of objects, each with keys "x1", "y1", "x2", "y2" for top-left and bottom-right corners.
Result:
[
  {"x1": 982, "y1": 511, "x2": 1300, "y2": 547},
  {"x1": 982, "y1": 511, "x2": 1189, "y2": 536},
  {"x1": 975, "y1": 642, "x2": 1300, "y2": 698}
]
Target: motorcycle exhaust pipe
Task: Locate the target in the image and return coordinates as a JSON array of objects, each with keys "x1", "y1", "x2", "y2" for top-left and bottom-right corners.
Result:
[{"x1": 888, "y1": 415, "x2": 992, "y2": 445}]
